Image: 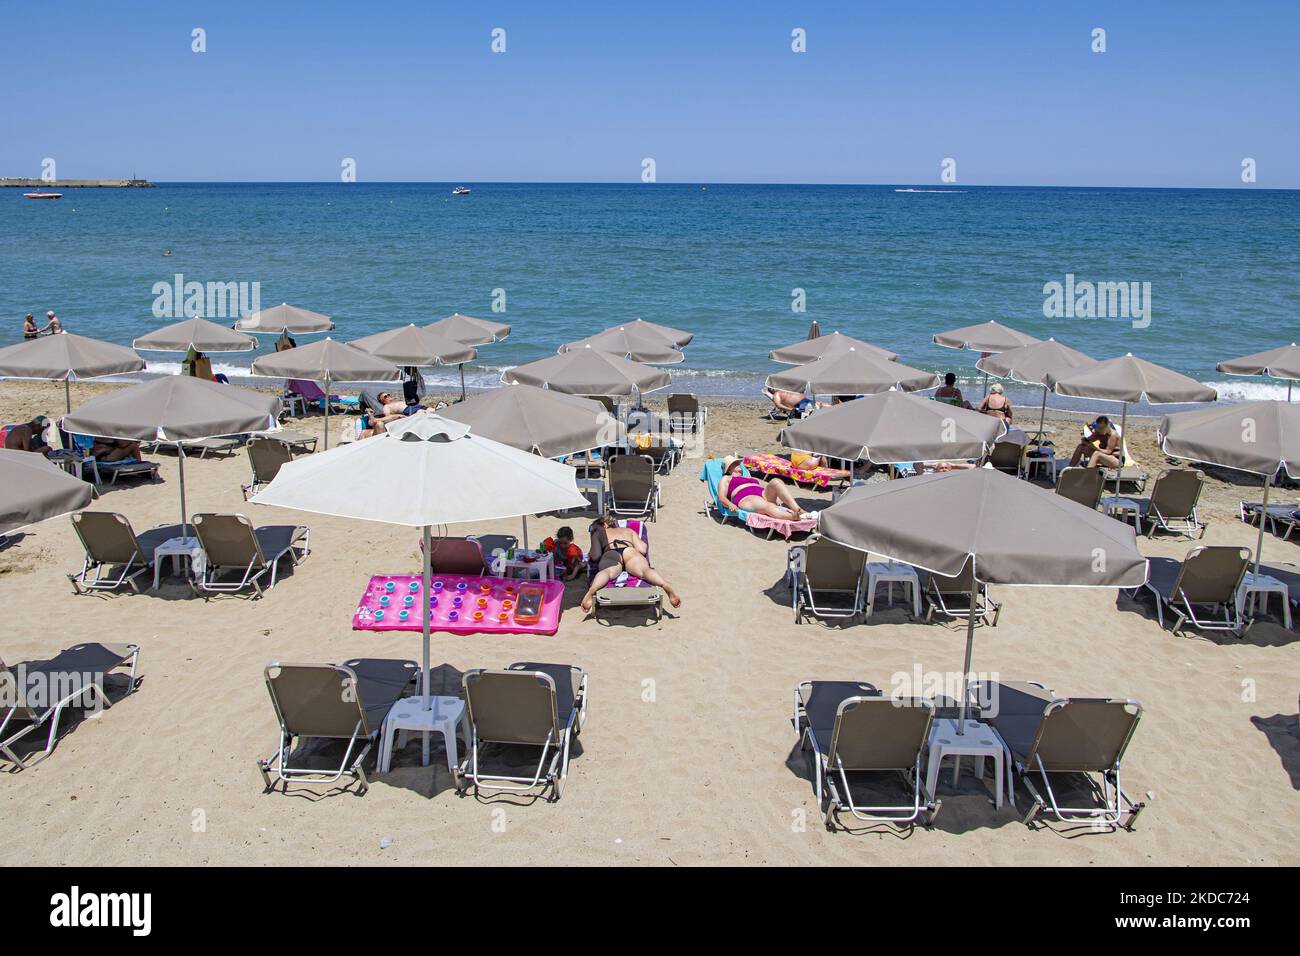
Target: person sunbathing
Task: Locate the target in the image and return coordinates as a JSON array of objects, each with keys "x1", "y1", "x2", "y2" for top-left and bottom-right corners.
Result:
[
  {"x1": 90, "y1": 437, "x2": 142, "y2": 462},
  {"x1": 719, "y1": 455, "x2": 807, "y2": 519},
  {"x1": 788, "y1": 451, "x2": 824, "y2": 470},
  {"x1": 978, "y1": 383, "x2": 1013, "y2": 423},
  {"x1": 1068, "y1": 415, "x2": 1122, "y2": 469},
  {"x1": 770, "y1": 389, "x2": 806, "y2": 416},
  {"x1": 581, "y1": 514, "x2": 681, "y2": 611}
]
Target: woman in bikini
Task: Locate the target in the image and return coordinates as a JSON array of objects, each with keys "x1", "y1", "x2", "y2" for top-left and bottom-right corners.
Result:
[
  {"x1": 977, "y1": 382, "x2": 1013, "y2": 424},
  {"x1": 719, "y1": 456, "x2": 807, "y2": 519},
  {"x1": 580, "y1": 514, "x2": 682, "y2": 612}
]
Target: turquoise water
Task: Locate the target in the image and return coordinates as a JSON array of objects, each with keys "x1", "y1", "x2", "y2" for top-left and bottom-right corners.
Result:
[{"x1": 3, "y1": 183, "x2": 1297, "y2": 405}]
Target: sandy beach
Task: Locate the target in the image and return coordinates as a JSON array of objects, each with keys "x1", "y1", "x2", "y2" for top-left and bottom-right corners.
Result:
[{"x1": 1, "y1": 378, "x2": 1297, "y2": 866}]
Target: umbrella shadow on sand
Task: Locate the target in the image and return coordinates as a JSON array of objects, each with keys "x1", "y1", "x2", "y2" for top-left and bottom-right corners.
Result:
[
  {"x1": 1251, "y1": 713, "x2": 1300, "y2": 790},
  {"x1": 377, "y1": 663, "x2": 471, "y2": 799}
]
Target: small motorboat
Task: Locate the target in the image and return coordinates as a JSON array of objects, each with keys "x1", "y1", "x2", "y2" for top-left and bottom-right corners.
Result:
[
  {"x1": 23, "y1": 192, "x2": 63, "y2": 200},
  {"x1": 451, "y1": 186, "x2": 471, "y2": 195}
]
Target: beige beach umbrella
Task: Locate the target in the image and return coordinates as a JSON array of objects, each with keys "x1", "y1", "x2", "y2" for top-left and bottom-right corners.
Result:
[
  {"x1": 1158, "y1": 401, "x2": 1300, "y2": 615},
  {"x1": 235, "y1": 303, "x2": 334, "y2": 335},
  {"x1": 425, "y1": 313, "x2": 511, "y2": 345},
  {"x1": 1217, "y1": 344, "x2": 1300, "y2": 401},
  {"x1": 1049, "y1": 353, "x2": 1218, "y2": 494},
  {"x1": 0, "y1": 333, "x2": 146, "y2": 412},
  {"x1": 769, "y1": 330, "x2": 899, "y2": 364},
  {"x1": 934, "y1": 320, "x2": 1042, "y2": 399},
  {"x1": 976, "y1": 338, "x2": 1096, "y2": 441},
  {"x1": 64, "y1": 376, "x2": 279, "y2": 536},
  {"x1": 251, "y1": 338, "x2": 401, "y2": 449},
  {"x1": 766, "y1": 348, "x2": 938, "y2": 396},
  {"x1": 778, "y1": 391, "x2": 1004, "y2": 463},
  {"x1": 502, "y1": 348, "x2": 672, "y2": 397},
  {"x1": 817, "y1": 468, "x2": 1147, "y2": 732},
  {"x1": 439, "y1": 385, "x2": 622, "y2": 458},
  {"x1": 349, "y1": 324, "x2": 477, "y2": 367},
  {"x1": 424, "y1": 313, "x2": 511, "y2": 400},
  {"x1": 250, "y1": 414, "x2": 587, "y2": 710},
  {"x1": 623, "y1": 318, "x2": 693, "y2": 348},
  {"x1": 560, "y1": 325, "x2": 685, "y2": 365},
  {"x1": 133, "y1": 317, "x2": 257, "y2": 353},
  {"x1": 0, "y1": 448, "x2": 95, "y2": 536}
]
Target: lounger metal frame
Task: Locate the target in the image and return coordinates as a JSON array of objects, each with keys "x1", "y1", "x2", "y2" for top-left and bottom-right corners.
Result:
[
  {"x1": 794, "y1": 683, "x2": 938, "y2": 829},
  {"x1": 1136, "y1": 548, "x2": 1251, "y2": 636},
  {"x1": 1, "y1": 645, "x2": 140, "y2": 771},
  {"x1": 191, "y1": 515, "x2": 310, "y2": 598},
  {"x1": 608, "y1": 454, "x2": 661, "y2": 521},
  {"x1": 787, "y1": 541, "x2": 867, "y2": 623},
  {"x1": 67, "y1": 513, "x2": 155, "y2": 595},
  {"x1": 454, "y1": 667, "x2": 588, "y2": 802},
  {"x1": 924, "y1": 574, "x2": 1001, "y2": 627}
]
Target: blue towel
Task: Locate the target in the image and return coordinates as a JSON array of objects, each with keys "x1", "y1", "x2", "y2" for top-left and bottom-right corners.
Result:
[{"x1": 699, "y1": 458, "x2": 752, "y2": 522}]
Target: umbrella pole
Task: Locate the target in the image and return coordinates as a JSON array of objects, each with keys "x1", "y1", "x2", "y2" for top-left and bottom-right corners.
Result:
[
  {"x1": 65, "y1": 379, "x2": 71, "y2": 415},
  {"x1": 422, "y1": 524, "x2": 432, "y2": 710},
  {"x1": 1115, "y1": 402, "x2": 1129, "y2": 496},
  {"x1": 1037, "y1": 387, "x2": 1048, "y2": 446},
  {"x1": 178, "y1": 444, "x2": 188, "y2": 538},
  {"x1": 323, "y1": 376, "x2": 331, "y2": 450},
  {"x1": 956, "y1": 569, "x2": 977, "y2": 736},
  {"x1": 1250, "y1": 477, "x2": 1269, "y2": 621},
  {"x1": 521, "y1": 514, "x2": 529, "y2": 550},
  {"x1": 460, "y1": 363, "x2": 466, "y2": 402}
]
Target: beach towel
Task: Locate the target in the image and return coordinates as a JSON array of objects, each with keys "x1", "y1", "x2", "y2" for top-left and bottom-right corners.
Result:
[
  {"x1": 743, "y1": 452, "x2": 849, "y2": 489},
  {"x1": 699, "y1": 457, "x2": 818, "y2": 538}
]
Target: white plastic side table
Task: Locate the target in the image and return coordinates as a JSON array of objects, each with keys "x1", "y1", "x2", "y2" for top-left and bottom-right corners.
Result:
[
  {"x1": 1237, "y1": 572, "x2": 1292, "y2": 628},
  {"x1": 1101, "y1": 496, "x2": 1141, "y2": 528},
  {"x1": 492, "y1": 551, "x2": 554, "y2": 582},
  {"x1": 153, "y1": 536, "x2": 205, "y2": 589},
  {"x1": 866, "y1": 562, "x2": 921, "y2": 617},
  {"x1": 379, "y1": 695, "x2": 467, "y2": 774},
  {"x1": 925, "y1": 717, "x2": 1009, "y2": 810}
]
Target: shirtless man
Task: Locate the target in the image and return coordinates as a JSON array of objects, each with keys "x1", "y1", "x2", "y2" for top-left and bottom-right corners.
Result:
[
  {"x1": 42, "y1": 311, "x2": 63, "y2": 334},
  {"x1": 4, "y1": 416, "x2": 51, "y2": 453},
  {"x1": 1069, "y1": 416, "x2": 1122, "y2": 468}
]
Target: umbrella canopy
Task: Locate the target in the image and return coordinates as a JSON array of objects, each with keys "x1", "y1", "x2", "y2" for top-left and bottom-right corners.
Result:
[
  {"x1": 817, "y1": 468, "x2": 1147, "y2": 730},
  {"x1": 623, "y1": 318, "x2": 693, "y2": 348},
  {"x1": 778, "y1": 391, "x2": 1005, "y2": 463},
  {"x1": 425, "y1": 313, "x2": 511, "y2": 345},
  {"x1": 349, "y1": 325, "x2": 477, "y2": 367},
  {"x1": 1048, "y1": 353, "x2": 1218, "y2": 405},
  {"x1": 769, "y1": 330, "x2": 899, "y2": 364},
  {"x1": 1159, "y1": 401, "x2": 1300, "y2": 610},
  {"x1": 502, "y1": 349, "x2": 672, "y2": 396},
  {"x1": 132, "y1": 318, "x2": 257, "y2": 353},
  {"x1": 1217, "y1": 343, "x2": 1300, "y2": 400},
  {"x1": 976, "y1": 338, "x2": 1096, "y2": 440},
  {"x1": 0, "y1": 333, "x2": 146, "y2": 412},
  {"x1": 250, "y1": 414, "x2": 588, "y2": 710},
  {"x1": 933, "y1": 320, "x2": 1041, "y2": 353},
  {"x1": 251, "y1": 338, "x2": 401, "y2": 448},
  {"x1": 766, "y1": 348, "x2": 938, "y2": 395},
  {"x1": 560, "y1": 325, "x2": 685, "y2": 365},
  {"x1": 235, "y1": 303, "x2": 334, "y2": 335},
  {"x1": 439, "y1": 385, "x2": 621, "y2": 457},
  {"x1": 64, "y1": 376, "x2": 279, "y2": 534},
  {"x1": 0, "y1": 448, "x2": 94, "y2": 535}
]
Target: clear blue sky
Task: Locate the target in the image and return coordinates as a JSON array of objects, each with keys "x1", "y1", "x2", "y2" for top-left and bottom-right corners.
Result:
[{"x1": 3, "y1": 0, "x2": 1296, "y2": 187}]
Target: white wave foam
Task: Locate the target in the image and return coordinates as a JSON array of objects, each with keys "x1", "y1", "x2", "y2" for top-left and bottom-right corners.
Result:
[{"x1": 1203, "y1": 380, "x2": 1296, "y2": 402}]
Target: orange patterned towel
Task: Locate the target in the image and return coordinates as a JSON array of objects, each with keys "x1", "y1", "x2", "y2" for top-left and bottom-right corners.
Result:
[{"x1": 743, "y1": 453, "x2": 849, "y2": 489}]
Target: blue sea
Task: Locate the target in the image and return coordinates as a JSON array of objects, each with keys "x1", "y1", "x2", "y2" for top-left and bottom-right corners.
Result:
[{"x1": 3, "y1": 182, "x2": 1297, "y2": 410}]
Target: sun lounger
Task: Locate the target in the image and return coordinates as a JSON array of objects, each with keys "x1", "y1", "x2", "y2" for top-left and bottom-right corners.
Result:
[
  {"x1": 1054, "y1": 466, "x2": 1105, "y2": 509},
  {"x1": 744, "y1": 452, "x2": 850, "y2": 490},
  {"x1": 609, "y1": 454, "x2": 661, "y2": 520},
  {"x1": 971, "y1": 679, "x2": 1145, "y2": 829},
  {"x1": 700, "y1": 457, "x2": 818, "y2": 540},
  {"x1": 190, "y1": 513, "x2": 310, "y2": 597},
  {"x1": 987, "y1": 439, "x2": 1026, "y2": 478},
  {"x1": 1128, "y1": 468, "x2": 1207, "y2": 538},
  {"x1": 68, "y1": 512, "x2": 180, "y2": 594},
  {"x1": 588, "y1": 519, "x2": 662, "y2": 622},
  {"x1": 794, "y1": 680, "x2": 938, "y2": 829},
  {"x1": 1078, "y1": 423, "x2": 1147, "y2": 491},
  {"x1": 1135, "y1": 545, "x2": 1251, "y2": 635},
  {"x1": 1, "y1": 642, "x2": 140, "y2": 770},
  {"x1": 147, "y1": 436, "x2": 243, "y2": 459},
  {"x1": 455, "y1": 662, "x2": 588, "y2": 801},
  {"x1": 923, "y1": 563, "x2": 1001, "y2": 626},
  {"x1": 257, "y1": 658, "x2": 418, "y2": 794},
  {"x1": 241, "y1": 437, "x2": 295, "y2": 500},
  {"x1": 1239, "y1": 499, "x2": 1299, "y2": 535},
  {"x1": 666, "y1": 393, "x2": 706, "y2": 433},
  {"x1": 787, "y1": 536, "x2": 867, "y2": 622},
  {"x1": 421, "y1": 536, "x2": 489, "y2": 575},
  {"x1": 55, "y1": 420, "x2": 160, "y2": 485}
]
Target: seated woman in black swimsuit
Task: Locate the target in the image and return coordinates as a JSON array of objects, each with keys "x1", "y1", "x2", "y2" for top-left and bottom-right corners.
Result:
[{"x1": 580, "y1": 514, "x2": 682, "y2": 612}]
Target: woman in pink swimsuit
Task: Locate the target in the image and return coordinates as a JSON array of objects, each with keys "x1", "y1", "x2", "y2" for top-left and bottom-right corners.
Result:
[{"x1": 719, "y1": 456, "x2": 807, "y2": 520}]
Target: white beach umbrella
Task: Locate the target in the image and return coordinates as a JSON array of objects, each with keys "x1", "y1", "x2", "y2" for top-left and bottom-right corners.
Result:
[{"x1": 250, "y1": 414, "x2": 587, "y2": 708}]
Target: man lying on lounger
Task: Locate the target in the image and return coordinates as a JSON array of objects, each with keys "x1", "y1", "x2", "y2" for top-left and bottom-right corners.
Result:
[
  {"x1": 580, "y1": 514, "x2": 681, "y2": 612},
  {"x1": 1068, "y1": 415, "x2": 1122, "y2": 469}
]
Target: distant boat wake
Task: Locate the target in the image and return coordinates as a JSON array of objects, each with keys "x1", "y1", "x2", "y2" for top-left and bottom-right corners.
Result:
[{"x1": 895, "y1": 188, "x2": 967, "y2": 194}]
